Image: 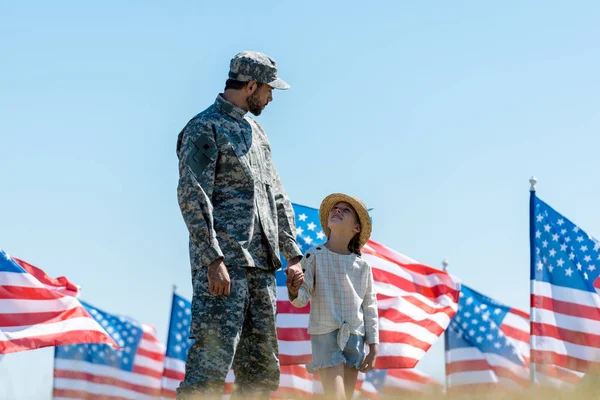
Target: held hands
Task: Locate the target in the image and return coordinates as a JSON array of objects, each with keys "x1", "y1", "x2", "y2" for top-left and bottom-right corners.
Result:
[
  {"x1": 207, "y1": 258, "x2": 230, "y2": 296},
  {"x1": 360, "y1": 344, "x2": 378, "y2": 373},
  {"x1": 284, "y1": 257, "x2": 304, "y2": 294}
]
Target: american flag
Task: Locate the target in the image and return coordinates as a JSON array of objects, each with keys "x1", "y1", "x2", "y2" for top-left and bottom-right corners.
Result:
[
  {"x1": 160, "y1": 292, "x2": 193, "y2": 398},
  {"x1": 357, "y1": 368, "x2": 442, "y2": 399},
  {"x1": 160, "y1": 293, "x2": 324, "y2": 399},
  {"x1": 530, "y1": 192, "x2": 600, "y2": 373},
  {"x1": 445, "y1": 284, "x2": 583, "y2": 395},
  {"x1": 0, "y1": 248, "x2": 116, "y2": 354},
  {"x1": 53, "y1": 301, "x2": 166, "y2": 399},
  {"x1": 279, "y1": 203, "x2": 462, "y2": 368}
]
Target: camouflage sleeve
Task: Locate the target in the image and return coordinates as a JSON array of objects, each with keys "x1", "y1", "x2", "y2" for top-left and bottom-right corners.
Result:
[
  {"x1": 270, "y1": 161, "x2": 302, "y2": 262},
  {"x1": 176, "y1": 119, "x2": 224, "y2": 267},
  {"x1": 290, "y1": 250, "x2": 315, "y2": 308},
  {"x1": 362, "y1": 262, "x2": 379, "y2": 345}
]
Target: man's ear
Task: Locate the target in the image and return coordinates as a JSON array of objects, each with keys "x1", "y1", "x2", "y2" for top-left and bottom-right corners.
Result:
[
  {"x1": 354, "y1": 224, "x2": 361, "y2": 234},
  {"x1": 246, "y1": 80, "x2": 258, "y2": 94}
]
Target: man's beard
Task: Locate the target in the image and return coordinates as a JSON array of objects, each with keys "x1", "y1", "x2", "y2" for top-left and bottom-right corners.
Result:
[{"x1": 247, "y1": 91, "x2": 264, "y2": 116}]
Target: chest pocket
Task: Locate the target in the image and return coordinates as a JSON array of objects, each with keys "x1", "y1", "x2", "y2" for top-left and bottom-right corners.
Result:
[{"x1": 256, "y1": 143, "x2": 274, "y2": 185}]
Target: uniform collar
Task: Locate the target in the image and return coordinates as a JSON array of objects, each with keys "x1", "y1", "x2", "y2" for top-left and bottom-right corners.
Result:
[{"x1": 215, "y1": 94, "x2": 248, "y2": 121}]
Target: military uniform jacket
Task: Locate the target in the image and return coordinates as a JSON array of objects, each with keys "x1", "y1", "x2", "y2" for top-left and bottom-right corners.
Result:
[{"x1": 176, "y1": 94, "x2": 302, "y2": 271}]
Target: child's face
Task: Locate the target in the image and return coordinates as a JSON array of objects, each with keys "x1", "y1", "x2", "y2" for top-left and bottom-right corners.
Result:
[{"x1": 328, "y1": 202, "x2": 361, "y2": 235}]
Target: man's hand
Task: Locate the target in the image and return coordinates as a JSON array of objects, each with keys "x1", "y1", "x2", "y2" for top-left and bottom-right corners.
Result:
[
  {"x1": 360, "y1": 344, "x2": 378, "y2": 372},
  {"x1": 284, "y1": 257, "x2": 303, "y2": 292},
  {"x1": 207, "y1": 258, "x2": 230, "y2": 296}
]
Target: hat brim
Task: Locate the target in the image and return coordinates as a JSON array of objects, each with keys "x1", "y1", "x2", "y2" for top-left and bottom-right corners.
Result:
[
  {"x1": 319, "y1": 193, "x2": 372, "y2": 249},
  {"x1": 267, "y1": 78, "x2": 290, "y2": 90}
]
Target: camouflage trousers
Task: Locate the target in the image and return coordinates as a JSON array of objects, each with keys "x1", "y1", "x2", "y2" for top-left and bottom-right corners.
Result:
[{"x1": 176, "y1": 265, "x2": 279, "y2": 400}]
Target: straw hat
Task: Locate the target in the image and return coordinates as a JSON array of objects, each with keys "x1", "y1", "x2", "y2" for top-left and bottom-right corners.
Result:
[{"x1": 319, "y1": 193, "x2": 372, "y2": 249}]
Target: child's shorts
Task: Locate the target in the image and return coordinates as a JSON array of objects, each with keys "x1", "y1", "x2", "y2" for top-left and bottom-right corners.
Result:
[{"x1": 306, "y1": 329, "x2": 365, "y2": 373}]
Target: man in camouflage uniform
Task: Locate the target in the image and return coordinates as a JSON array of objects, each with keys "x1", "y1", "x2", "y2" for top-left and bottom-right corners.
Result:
[{"x1": 175, "y1": 51, "x2": 304, "y2": 399}]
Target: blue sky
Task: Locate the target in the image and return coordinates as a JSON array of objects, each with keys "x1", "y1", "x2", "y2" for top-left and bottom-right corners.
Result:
[{"x1": 2, "y1": 1, "x2": 600, "y2": 397}]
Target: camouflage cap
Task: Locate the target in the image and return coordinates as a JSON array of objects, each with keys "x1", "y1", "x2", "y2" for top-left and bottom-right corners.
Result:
[{"x1": 228, "y1": 51, "x2": 290, "y2": 90}]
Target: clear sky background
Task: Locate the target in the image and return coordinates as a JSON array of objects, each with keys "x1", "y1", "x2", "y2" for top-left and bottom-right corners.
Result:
[{"x1": 2, "y1": 1, "x2": 600, "y2": 398}]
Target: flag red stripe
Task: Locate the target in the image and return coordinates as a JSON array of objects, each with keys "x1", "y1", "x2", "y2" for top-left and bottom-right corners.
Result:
[
  {"x1": 364, "y1": 242, "x2": 453, "y2": 277},
  {"x1": 500, "y1": 324, "x2": 529, "y2": 344},
  {"x1": 491, "y1": 366, "x2": 528, "y2": 387},
  {"x1": 162, "y1": 367, "x2": 185, "y2": 381},
  {"x1": 531, "y1": 350, "x2": 599, "y2": 372},
  {"x1": 372, "y1": 268, "x2": 458, "y2": 302},
  {"x1": 399, "y1": 294, "x2": 458, "y2": 318},
  {"x1": 0, "y1": 305, "x2": 89, "y2": 327},
  {"x1": 374, "y1": 355, "x2": 419, "y2": 369},
  {"x1": 378, "y1": 307, "x2": 446, "y2": 335},
  {"x1": 531, "y1": 322, "x2": 600, "y2": 347},
  {"x1": 132, "y1": 365, "x2": 163, "y2": 380},
  {"x1": 277, "y1": 327, "x2": 310, "y2": 341},
  {"x1": 161, "y1": 388, "x2": 177, "y2": 398},
  {"x1": 53, "y1": 388, "x2": 129, "y2": 400},
  {"x1": 279, "y1": 354, "x2": 311, "y2": 365},
  {"x1": 0, "y1": 285, "x2": 63, "y2": 300},
  {"x1": 136, "y1": 346, "x2": 165, "y2": 363},
  {"x1": 1, "y1": 329, "x2": 116, "y2": 354},
  {"x1": 13, "y1": 257, "x2": 79, "y2": 295},
  {"x1": 536, "y1": 365, "x2": 582, "y2": 384},
  {"x1": 142, "y1": 331, "x2": 160, "y2": 342},
  {"x1": 53, "y1": 369, "x2": 161, "y2": 396},
  {"x1": 446, "y1": 359, "x2": 491, "y2": 374},
  {"x1": 509, "y1": 307, "x2": 529, "y2": 320},
  {"x1": 276, "y1": 302, "x2": 310, "y2": 314},
  {"x1": 281, "y1": 364, "x2": 316, "y2": 379},
  {"x1": 378, "y1": 330, "x2": 432, "y2": 351},
  {"x1": 531, "y1": 295, "x2": 600, "y2": 321}
]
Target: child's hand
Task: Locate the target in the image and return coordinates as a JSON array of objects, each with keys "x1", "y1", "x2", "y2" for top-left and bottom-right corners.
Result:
[
  {"x1": 288, "y1": 287, "x2": 299, "y2": 301},
  {"x1": 360, "y1": 344, "x2": 378, "y2": 372}
]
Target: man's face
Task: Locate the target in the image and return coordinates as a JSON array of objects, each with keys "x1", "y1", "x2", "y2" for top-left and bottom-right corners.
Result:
[{"x1": 247, "y1": 83, "x2": 273, "y2": 116}]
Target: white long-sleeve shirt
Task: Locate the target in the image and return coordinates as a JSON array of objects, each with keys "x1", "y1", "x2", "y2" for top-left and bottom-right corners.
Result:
[{"x1": 290, "y1": 245, "x2": 379, "y2": 346}]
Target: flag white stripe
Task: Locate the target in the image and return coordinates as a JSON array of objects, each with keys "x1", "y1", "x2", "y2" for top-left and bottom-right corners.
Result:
[
  {"x1": 531, "y1": 335, "x2": 600, "y2": 361},
  {"x1": 140, "y1": 338, "x2": 165, "y2": 353},
  {"x1": 0, "y1": 296, "x2": 81, "y2": 314},
  {"x1": 364, "y1": 254, "x2": 456, "y2": 289},
  {"x1": 378, "y1": 298, "x2": 452, "y2": 327},
  {"x1": 278, "y1": 340, "x2": 311, "y2": 356},
  {"x1": 375, "y1": 281, "x2": 458, "y2": 310},
  {"x1": 134, "y1": 353, "x2": 164, "y2": 371},
  {"x1": 378, "y1": 342, "x2": 425, "y2": 360},
  {"x1": 532, "y1": 308, "x2": 600, "y2": 334},
  {"x1": 163, "y1": 357, "x2": 185, "y2": 373},
  {"x1": 54, "y1": 378, "x2": 157, "y2": 399},
  {"x1": 379, "y1": 318, "x2": 442, "y2": 344},
  {"x1": 161, "y1": 376, "x2": 179, "y2": 391},
  {"x1": 446, "y1": 347, "x2": 486, "y2": 363},
  {"x1": 385, "y1": 376, "x2": 434, "y2": 392},
  {"x1": 484, "y1": 353, "x2": 528, "y2": 377},
  {"x1": 277, "y1": 314, "x2": 309, "y2": 328},
  {"x1": 0, "y1": 317, "x2": 108, "y2": 341},
  {"x1": 502, "y1": 312, "x2": 529, "y2": 333},
  {"x1": 532, "y1": 281, "x2": 600, "y2": 309},
  {"x1": 55, "y1": 359, "x2": 162, "y2": 386},
  {"x1": 448, "y1": 371, "x2": 498, "y2": 386}
]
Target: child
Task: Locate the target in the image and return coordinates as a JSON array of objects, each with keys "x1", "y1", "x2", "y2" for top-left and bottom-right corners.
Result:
[{"x1": 288, "y1": 193, "x2": 378, "y2": 400}]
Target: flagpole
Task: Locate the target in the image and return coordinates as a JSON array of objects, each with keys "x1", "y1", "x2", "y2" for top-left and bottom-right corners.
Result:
[
  {"x1": 442, "y1": 259, "x2": 450, "y2": 394},
  {"x1": 529, "y1": 176, "x2": 537, "y2": 389}
]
